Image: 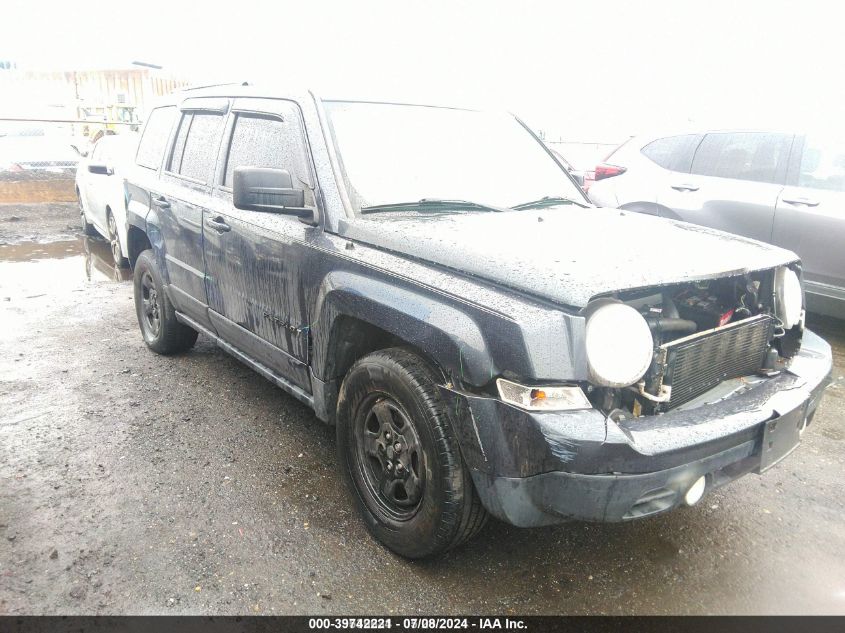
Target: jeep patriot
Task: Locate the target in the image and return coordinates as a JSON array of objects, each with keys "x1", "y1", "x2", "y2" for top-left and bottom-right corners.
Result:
[{"x1": 122, "y1": 84, "x2": 832, "y2": 558}]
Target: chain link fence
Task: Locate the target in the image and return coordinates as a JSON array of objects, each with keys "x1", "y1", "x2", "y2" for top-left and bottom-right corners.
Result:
[{"x1": 0, "y1": 118, "x2": 139, "y2": 203}]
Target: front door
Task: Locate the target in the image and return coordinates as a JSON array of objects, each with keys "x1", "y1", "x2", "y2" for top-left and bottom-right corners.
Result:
[
  {"x1": 83, "y1": 140, "x2": 110, "y2": 229},
  {"x1": 203, "y1": 98, "x2": 318, "y2": 390}
]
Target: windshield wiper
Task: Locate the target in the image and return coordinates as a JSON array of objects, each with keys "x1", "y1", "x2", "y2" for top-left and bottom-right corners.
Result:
[
  {"x1": 510, "y1": 195, "x2": 590, "y2": 210},
  {"x1": 360, "y1": 198, "x2": 507, "y2": 214}
]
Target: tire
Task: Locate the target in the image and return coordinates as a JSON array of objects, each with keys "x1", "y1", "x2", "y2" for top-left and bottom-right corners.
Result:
[
  {"x1": 107, "y1": 210, "x2": 129, "y2": 269},
  {"x1": 336, "y1": 348, "x2": 488, "y2": 558},
  {"x1": 78, "y1": 190, "x2": 97, "y2": 237},
  {"x1": 133, "y1": 249, "x2": 198, "y2": 355}
]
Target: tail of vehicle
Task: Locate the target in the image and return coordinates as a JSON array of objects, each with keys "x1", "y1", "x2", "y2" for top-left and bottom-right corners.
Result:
[{"x1": 581, "y1": 138, "x2": 632, "y2": 194}]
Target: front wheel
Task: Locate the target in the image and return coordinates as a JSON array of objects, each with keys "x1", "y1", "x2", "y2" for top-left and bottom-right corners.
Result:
[
  {"x1": 336, "y1": 348, "x2": 488, "y2": 558},
  {"x1": 133, "y1": 249, "x2": 198, "y2": 355}
]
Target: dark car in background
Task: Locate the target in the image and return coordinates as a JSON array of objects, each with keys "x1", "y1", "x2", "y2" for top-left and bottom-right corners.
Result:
[
  {"x1": 588, "y1": 129, "x2": 845, "y2": 318},
  {"x1": 121, "y1": 86, "x2": 831, "y2": 558}
]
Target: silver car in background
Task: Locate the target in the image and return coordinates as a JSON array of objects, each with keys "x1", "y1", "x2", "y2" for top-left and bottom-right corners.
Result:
[{"x1": 588, "y1": 130, "x2": 845, "y2": 318}]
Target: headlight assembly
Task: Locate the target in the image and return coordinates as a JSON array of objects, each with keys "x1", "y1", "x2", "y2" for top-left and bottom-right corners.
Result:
[
  {"x1": 496, "y1": 378, "x2": 591, "y2": 411},
  {"x1": 584, "y1": 301, "x2": 654, "y2": 387},
  {"x1": 775, "y1": 266, "x2": 803, "y2": 330}
]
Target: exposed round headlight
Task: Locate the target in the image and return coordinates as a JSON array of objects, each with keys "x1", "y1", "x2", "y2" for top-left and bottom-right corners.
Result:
[
  {"x1": 585, "y1": 301, "x2": 654, "y2": 387},
  {"x1": 775, "y1": 267, "x2": 803, "y2": 330}
]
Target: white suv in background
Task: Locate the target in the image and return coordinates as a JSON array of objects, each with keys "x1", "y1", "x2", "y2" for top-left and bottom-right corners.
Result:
[
  {"x1": 588, "y1": 130, "x2": 845, "y2": 319},
  {"x1": 76, "y1": 133, "x2": 140, "y2": 267}
]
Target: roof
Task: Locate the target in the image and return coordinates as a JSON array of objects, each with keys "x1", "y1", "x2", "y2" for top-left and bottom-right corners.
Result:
[{"x1": 155, "y1": 83, "x2": 485, "y2": 112}]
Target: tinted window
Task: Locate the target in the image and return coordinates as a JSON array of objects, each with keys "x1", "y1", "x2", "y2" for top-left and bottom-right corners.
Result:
[
  {"x1": 136, "y1": 106, "x2": 176, "y2": 170},
  {"x1": 798, "y1": 136, "x2": 845, "y2": 192},
  {"x1": 174, "y1": 113, "x2": 223, "y2": 183},
  {"x1": 691, "y1": 132, "x2": 791, "y2": 184},
  {"x1": 641, "y1": 134, "x2": 702, "y2": 172},
  {"x1": 223, "y1": 108, "x2": 311, "y2": 188}
]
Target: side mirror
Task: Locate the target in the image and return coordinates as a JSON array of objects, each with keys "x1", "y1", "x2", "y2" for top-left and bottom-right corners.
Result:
[
  {"x1": 88, "y1": 163, "x2": 113, "y2": 175},
  {"x1": 233, "y1": 167, "x2": 317, "y2": 225}
]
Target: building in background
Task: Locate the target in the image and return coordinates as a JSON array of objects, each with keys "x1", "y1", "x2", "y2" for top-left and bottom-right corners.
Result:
[{"x1": 0, "y1": 63, "x2": 187, "y2": 138}]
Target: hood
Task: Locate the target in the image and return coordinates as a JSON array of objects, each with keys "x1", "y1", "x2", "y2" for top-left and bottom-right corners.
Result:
[{"x1": 341, "y1": 207, "x2": 798, "y2": 308}]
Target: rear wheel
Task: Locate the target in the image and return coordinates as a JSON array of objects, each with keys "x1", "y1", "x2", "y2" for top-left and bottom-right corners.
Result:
[
  {"x1": 133, "y1": 249, "x2": 198, "y2": 354},
  {"x1": 337, "y1": 348, "x2": 488, "y2": 558},
  {"x1": 107, "y1": 211, "x2": 129, "y2": 268}
]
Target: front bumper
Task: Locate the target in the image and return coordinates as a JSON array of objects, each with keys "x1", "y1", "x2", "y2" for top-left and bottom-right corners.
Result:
[{"x1": 443, "y1": 329, "x2": 833, "y2": 527}]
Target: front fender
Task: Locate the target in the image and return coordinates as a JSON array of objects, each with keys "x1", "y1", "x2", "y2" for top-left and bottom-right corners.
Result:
[{"x1": 311, "y1": 271, "x2": 497, "y2": 386}]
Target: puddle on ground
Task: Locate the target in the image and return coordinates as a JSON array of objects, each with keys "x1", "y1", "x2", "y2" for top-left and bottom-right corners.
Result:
[{"x1": 0, "y1": 236, "x2": 131, "y2": 301}]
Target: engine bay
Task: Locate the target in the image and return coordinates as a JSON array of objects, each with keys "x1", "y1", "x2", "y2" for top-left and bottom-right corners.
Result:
[{"x1": 588, "y1": 269, "x2": 804, "y2": 418}]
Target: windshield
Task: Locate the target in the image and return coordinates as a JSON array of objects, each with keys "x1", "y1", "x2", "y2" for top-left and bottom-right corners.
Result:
[{"x1": 323, "y1": 101, "x2": 585, "y2": 214}]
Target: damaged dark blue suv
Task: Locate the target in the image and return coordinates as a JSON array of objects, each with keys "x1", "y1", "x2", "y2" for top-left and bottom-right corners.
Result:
[{"x1": 123, "y1": 85, "x2": 833, "y2": 558}]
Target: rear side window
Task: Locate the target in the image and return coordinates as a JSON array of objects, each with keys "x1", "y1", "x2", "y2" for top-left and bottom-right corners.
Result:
[
  {"x1": 169, "y1": 113, "x2": 224, "y2": 183},
  {"x1": 136, "y1": 106, "x2": 176, "y2": 170},
  {"x1": 641, "y1": 134, "x2": 702, "y2": 172},
  {"x1": 690, "y1": 132, "x2": 791, "y2": 184},
  {"x1": 798, "y1": 136, "x2": 845, "y2": 192},
  {"x1": 222, "y1": 106, "x2": 312, "y2": 189}
]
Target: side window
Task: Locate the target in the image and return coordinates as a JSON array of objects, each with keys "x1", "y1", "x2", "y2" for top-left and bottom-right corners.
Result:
[
  {"x1": 136, "y1": 106, "x2": 177, "y2": 170},
  {"x1": 798, "y1": 136, "x2": 845, "y2": 193},
  {"x1": 690, "y1": 132, "x2": 791, "y2": 184},
  {"x1": 222, "y1": 107, "x2": 312, "y2": 190},
  {"x1": 174, "y1": 113, "x2": 224, "y2": 183},
  {"x1": 640, "y1": 134, "x2": 702, "y2": 172}
]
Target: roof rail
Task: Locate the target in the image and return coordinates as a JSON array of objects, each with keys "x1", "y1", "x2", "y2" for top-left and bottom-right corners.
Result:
[{"x1": 181, "y1": 81, "x2": 250, "y2": 92}]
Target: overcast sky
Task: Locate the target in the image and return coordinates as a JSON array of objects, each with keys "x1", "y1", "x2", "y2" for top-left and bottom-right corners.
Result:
[{"x1": 2, "y1": 0, "x2": 842, "y2": 141}]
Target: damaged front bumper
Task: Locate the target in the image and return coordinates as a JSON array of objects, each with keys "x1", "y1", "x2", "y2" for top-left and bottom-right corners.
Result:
[{"x1": 442, "y1": 329, "x2": 833, "y2": 527}]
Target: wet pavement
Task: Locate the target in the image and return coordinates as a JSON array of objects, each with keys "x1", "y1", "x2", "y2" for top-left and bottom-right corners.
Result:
[{"x1": 1, "y1": 203, "x2": 844, "y2": 615}]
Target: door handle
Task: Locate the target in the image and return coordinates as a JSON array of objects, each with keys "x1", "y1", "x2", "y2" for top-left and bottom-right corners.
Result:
[
  {"x1": 671, "y1": 183, "x2": 700, "y2": 192},
  {"x1": 205, "y1": 216, "x2": 231, "y2": 233},
  {"x1": 781, "y1": 196, "x2": 820, "y2": 207},
  {"x1": 152, "y1": 195, "x2": 171, "y2": 210}
]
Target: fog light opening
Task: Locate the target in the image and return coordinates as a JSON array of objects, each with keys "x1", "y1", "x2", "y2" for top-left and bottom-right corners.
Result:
[{"x1": 684, "y1": 476, "x2": 707, "y2": 506}]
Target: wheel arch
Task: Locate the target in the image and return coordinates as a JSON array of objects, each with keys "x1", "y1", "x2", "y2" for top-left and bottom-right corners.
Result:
[
  {"x1": 126, "y1": 224, "x2": 152, "y2": 266},
  {"x1": 312, "y1": 272, "x2": 495, "y2": 389}
]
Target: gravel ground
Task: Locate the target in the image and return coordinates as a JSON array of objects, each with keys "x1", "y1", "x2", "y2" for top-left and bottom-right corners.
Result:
[{"x1": 1, "y1": 202, "x2": 844, "y2": 615}]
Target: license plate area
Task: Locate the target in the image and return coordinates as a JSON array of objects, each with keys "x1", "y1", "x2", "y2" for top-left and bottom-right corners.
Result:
[{"x1": 759, "y1": 405, "x2": 806, "y2": 472}]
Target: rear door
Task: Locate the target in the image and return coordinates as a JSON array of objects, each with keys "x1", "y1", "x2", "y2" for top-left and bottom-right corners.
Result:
[
  {"x1": 657, "y1": 131, "x2": 793, "y2": 243},
  {"x1": 772, "y1": 134, "x2": 845, "y2": 316},
  {"x1": 126, "y1": 105, "x2": 178, "y2": 247},
  {"x1": 203, "y1": 98, "x2": 318, "y2": 390},
  {"x1": 156, "y1": 99, "x2": 228, "y2": 329}
]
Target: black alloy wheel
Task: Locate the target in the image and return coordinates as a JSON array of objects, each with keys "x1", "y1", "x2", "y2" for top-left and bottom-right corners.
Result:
[
  {"x1": 353, "y1": 395, "x2": 425, "y2": 521},
  {"x1": 139, "y1": 270, "x2": 161, "y2": 338}
]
